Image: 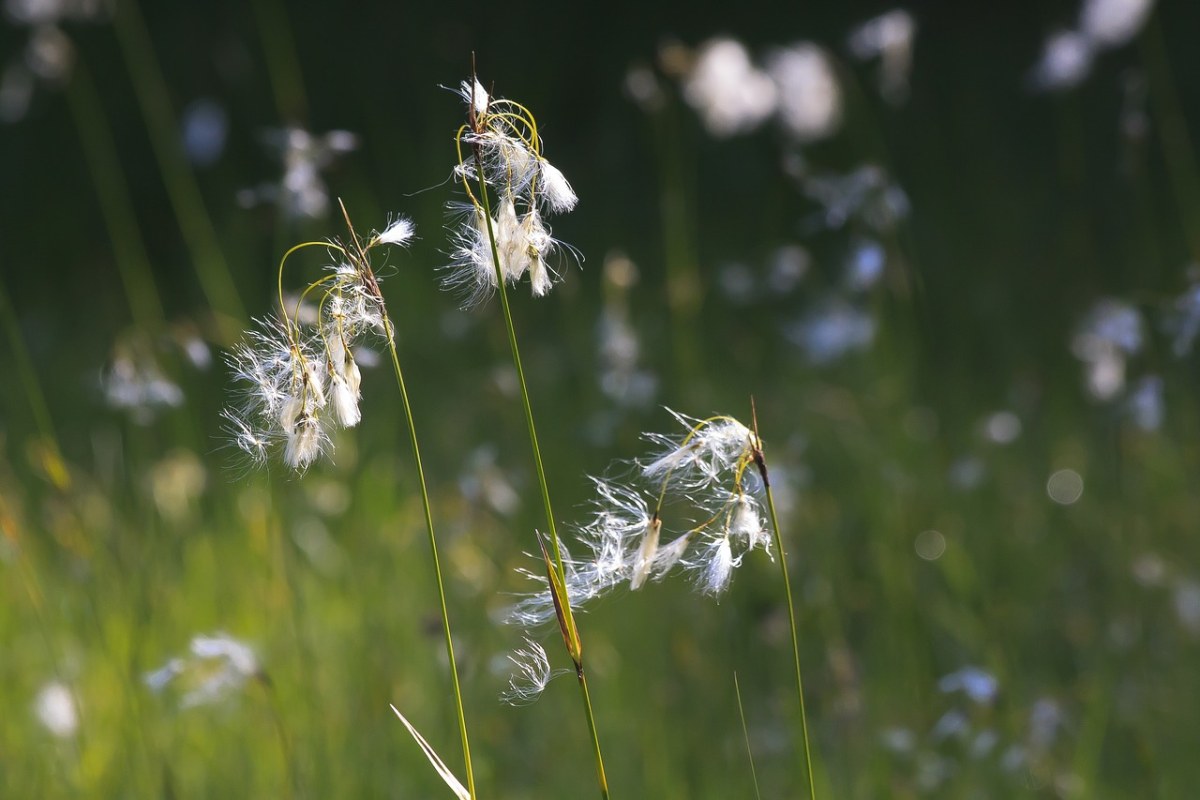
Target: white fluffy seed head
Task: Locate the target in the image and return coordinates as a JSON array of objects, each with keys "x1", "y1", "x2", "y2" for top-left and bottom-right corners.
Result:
[
  {"x1": 642, "y1": 412, "x2": 757, "y2": 492},
  {"x1": 326, "y1": 336, "x2": 362, "y2": 428},
  {"x1": 652, "y1": 534, "x2": 691, "y2": 578},
  {"x1": 378, "y1": 216, "x2": 415, "y2": 246},
  {"x1": 522, "y1": 210, "x2": 556, "y2": 296},
  {"x1": 330, "y1": 371, "x2": 361, "y2": 428},
  {"x1": 630, "y1": 516, "x2": 662, "y2": 590},
  {"x1": 284, "y1": 408, "x2": 323, "y2": 470},
  {"x1": 495, "y1": 198, "x2": 529, "y2": 282},
  {"x1": 731, "y1": 494, "x2": 769, "y2": 552},
  {"x1": 702, "y1": 536, "x2": 736, "y2": 595},
  {"x1": 301, "y1": 358, "x2": 327, "y2": 408},
  {"x1": 538, "y1": 158, "x2": 578, "y2": 213},
  {"x1": 461, "y1": 78, "x2": 489, "y2": 117},
  {"x1": 500, "y1": 638, "x2": 566, "y2": 706}
]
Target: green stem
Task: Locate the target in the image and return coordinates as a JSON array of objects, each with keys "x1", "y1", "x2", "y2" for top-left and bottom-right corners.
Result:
[
  {"x1": 259, "y1": 673, "x2": 299, "y2": 800},
  {"x1": 252, "y1": 0, "x2": 309, "y2": 122},
  {"x1": 66, "y1": 60, "x2": 165, "y2": 336},
  {"x1": 734, "y1": 672, "x2": 763, "y2": 800},
  {"x1": 380, "y1": 315, "x2": 476, "y2": 799},
  {"x1": 113, "y1": 0, "x2": 246, "y2": 338},
  {"x1": 1142, "y1": 14, "x2": 1200, "y2": 261},
  {"x1": 472, "y1": 162, "x2": 610, "y2": 799},
  {"x1": 761, "y1": 465, "x2": 817, "y2": 799},
  {"x1": 652, "y1": 96, "x2": 701, "y2": 381},
  {"x1": 577, "y1": 668, "x2": 611, "y2": 799},
  {"x1": 0, "y1": 277, "x2": 71, "y2": 490}
]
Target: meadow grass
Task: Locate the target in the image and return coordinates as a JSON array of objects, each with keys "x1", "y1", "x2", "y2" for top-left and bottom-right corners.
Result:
[{"x1": 4, "y1": 5, "x2": 1200, "y2": 798}]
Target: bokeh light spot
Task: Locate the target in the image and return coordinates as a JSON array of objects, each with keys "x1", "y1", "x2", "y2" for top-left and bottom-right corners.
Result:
[{"x1": 1047, "y1": 469, "x2": 1084, "y2": 505}]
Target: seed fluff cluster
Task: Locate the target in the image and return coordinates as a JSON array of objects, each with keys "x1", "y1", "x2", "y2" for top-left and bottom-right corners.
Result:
[
  {"x1": 507, "y1": 410, "x2": 775, "y2": 634},
  {"x1": 222, "y1": 215, "x2": 415, "y2": 471},
  {"x1": 445, "y1": 77, "x2": 579, "y2": 306}
]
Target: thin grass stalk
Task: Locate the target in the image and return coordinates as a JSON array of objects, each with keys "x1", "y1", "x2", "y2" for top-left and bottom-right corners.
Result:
[
  {"x1": 754, "y1": 445, "x2": 818, "y2": 799},
  {"x1": 66, "y1": 61, "x2": 165, "y2": 336},
  {"x1": 471, "y1": 154, "x2": 611, "y2": 799},
  {"x1": 379, "y1": 314, "x2": 477, "y2": 799},
  {"x1": 113, "y1": 0, "x2": 246, "y2": 337},
  {"x1": 251, "y1": 0, "x2": 308, "y2": 122},
  {"x1": 734, "y1": 672, "x2": 763, "y2": 800},
  {"x1": 1141, "y1": 15, "x2": 1200, "y2": 261},
  {"x1": 0, "y1": 277, "x2": 69, "y2": 489},
  {"x1": 258, "y1": 672, "x2": 300, "y2": 800},
  {"x1": 268, "y1": 503, "x2": 328, "y2": 792},
  {"x1": 652, "y1": 97, "x2": 701, "y2": 380},
  {"x1": 2, "y1": 513, "x2": 86, "y2": 790}
]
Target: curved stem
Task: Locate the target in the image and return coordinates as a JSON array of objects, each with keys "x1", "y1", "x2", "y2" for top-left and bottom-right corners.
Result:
[{"x1": 380, "y1": 313, "x2": 476, "y2": 799}]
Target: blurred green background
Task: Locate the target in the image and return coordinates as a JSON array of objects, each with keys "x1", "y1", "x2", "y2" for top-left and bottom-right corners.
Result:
[{"x1": 3, "y1": 0, "x2": 1200, "y2": 797}]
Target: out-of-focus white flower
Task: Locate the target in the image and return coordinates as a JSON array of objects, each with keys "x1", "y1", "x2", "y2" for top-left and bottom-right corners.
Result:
[
  {"x1": 1027, "y1": 697, "x2": 1065, "y2": 752},
  {"x1": 1080, "y1": 0, "x2": 1155, "y2": 48},
  {"x1": 767, "y1": 43, "x2": 842, "y2": 143},
  {"x1": 624, "y1": 63, "x2": 665, "y2": 112},
  {"x1": 33, "y1": 681, "x2": 78, "y2": 738},
  {"x1": 848, "y1": 9, "x2": 917, "y2": 104},
  {"x1": 458, "y1": 445, "x2": 520, "y2": 516},
  {"x1": 1168, "y1": 282, "x2": 1200, "y2": 357},
  {"x1": 181, "y1": 98, "x2": 228, "y2": 167},
  {"x1": 5, "y1": 0, "x2": 108, "y2": 26},
  {"x1": 938, "y1": 666, "x2": 999, "y2": 705},
  {"x1": 242, "y1": 127, "x2": 358, "y2": 219},
  {"x1": 102, "y1": 347, "x2": 184, "y2": 424},
  {"x1": 144, "y1": 632, "x2": 262, "y2": 708},
  {"x1": 1126, "y1": 374, "x2": 1163, "y2": 431},
  {"x1": 1174, "y1": 579, "x2": 1200, "y2": 635},
  {"x1": 982, "y1": 410, "x2": 1023, "y2": 444},
  {"x1": 683, "y1": 37, "x2": 777, "y2": 137},
  {"x1": 1030, "y1": 30, "x2": 1094, "y2": 92},
  {"x1": 930, "y1": 708, "x2": 970, "y2": 742},
  {"x1": 801, "y1": 164, "x2": 910, "y2": 232},
  {"x1": 845, "y1": 238, "x2": 886, "y2": 292},
  {"x1": 787, "y1": 300, "x2": 877, "y2": 364},
  {"x1": 596, "y1": 252, "x2": 657, "y2": 409},
  {"x1": 1071, "y1": 299, "x2": 1143, "y2": 401}
]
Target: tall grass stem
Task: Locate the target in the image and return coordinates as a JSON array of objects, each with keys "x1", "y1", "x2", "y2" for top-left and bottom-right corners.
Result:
[
  {"x1": 734, "y1": 672, "x2": 763, "y2": 800},
  {"x1": 113, "y1": 0, "x2": 246, "y2": 337},
  {"x1": 472, "y1": 158, "x2": 611, "y2": 799},
  {"x1": 757, "y1": 444, "x2": 818, "y2": 799},
  {"x1": 66, "y1": 61, "x2": 165, "y2": 336},
  {"x1": 379, "y1": 315, "x2": 477, "y2": 799}
]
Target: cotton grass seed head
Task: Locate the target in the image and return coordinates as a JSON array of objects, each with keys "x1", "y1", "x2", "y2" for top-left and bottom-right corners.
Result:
[
  {"x1": 443, "y1": 73, "x2": 580, "y2": 306},
  {"x1": 500, "y1": 637, "x2": 568, "y2": 706},
  {"x1": 222, "y1": 209, "x2": 415, "y2": 472},
  {"x1": 505, "y1": 409, "x2": 778, "y2": 626}
]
